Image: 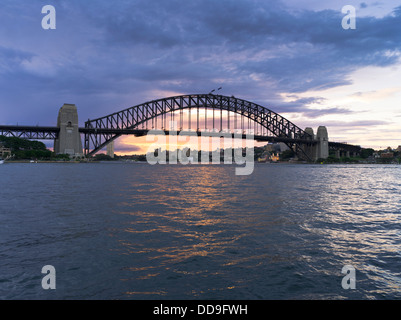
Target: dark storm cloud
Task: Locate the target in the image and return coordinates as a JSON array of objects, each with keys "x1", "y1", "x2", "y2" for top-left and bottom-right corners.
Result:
[
  {"x1": 360, "y1": 3, "x2": 368, "y2": 9},
  {"x1": 323, "y1": 119, "x2": 391, "y2": 127},
  {"x1": 83, "y1": 0, "x2": 401, "y2": 93},
  {"x1": 1, "y1": 0, "x2": 401, "y2": 125},
  {"x1": 0, "y1": 46, "x2": 34, "y2": 72},
  {"x1": 269, "y1": 96, "x2": 354, "y2": 118}
]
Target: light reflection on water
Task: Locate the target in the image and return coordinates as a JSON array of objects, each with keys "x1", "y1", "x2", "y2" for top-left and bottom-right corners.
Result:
[{"x1": 1, "y1": 163, "x2": 401, "y2": 299}]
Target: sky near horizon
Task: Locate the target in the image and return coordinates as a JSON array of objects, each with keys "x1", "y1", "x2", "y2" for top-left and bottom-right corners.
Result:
[{"x1": 1, "y1": 0, "x2": 400, "y2": 154}]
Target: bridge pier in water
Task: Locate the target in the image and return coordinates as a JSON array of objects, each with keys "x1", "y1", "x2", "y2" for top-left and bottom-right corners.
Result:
[
  {"x1": 302, "y1": 126, "x2": 329, "y2": 161},
  {"x1": 316, "y1": 126, "x2": 329, "y2": 160},
  {"x1": 106, "y1": 141, "x2": 115, "y2": 158},
  {"x1": 54, "y1": 104, "x2": 83, "y2": 157}
]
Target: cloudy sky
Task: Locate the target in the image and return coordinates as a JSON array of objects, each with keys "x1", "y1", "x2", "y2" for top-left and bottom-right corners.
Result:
[{"x1": 1, "y1": 0, "x2": 400, "y2": 153}]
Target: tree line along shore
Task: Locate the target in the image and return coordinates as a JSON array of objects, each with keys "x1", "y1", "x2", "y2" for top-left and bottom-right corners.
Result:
[{"x1": 1, "y1": 135, "x2": 400, "y2": 164}]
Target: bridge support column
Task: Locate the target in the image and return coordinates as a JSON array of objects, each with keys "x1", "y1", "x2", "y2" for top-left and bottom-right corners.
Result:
[
  {"x1": 304, "y1": 127, "x2": 317, "y2": 161},
  {"x1": 54, "y1": 104, "x2": 83, "y2": 157},
  {"x1": 316, "y1": 126, "x2": 329, "y2": 160},
  {"x1": 302, "y1": 126, "x2": 329, "y2": 161},
  {"x1": 107, "y1": 141, "x2": 115, "y2": 158}
]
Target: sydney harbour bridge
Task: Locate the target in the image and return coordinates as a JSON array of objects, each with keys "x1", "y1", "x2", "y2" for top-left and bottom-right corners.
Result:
[{"x1": 0, "y1": 93, "x2": 361, "y2": 161}]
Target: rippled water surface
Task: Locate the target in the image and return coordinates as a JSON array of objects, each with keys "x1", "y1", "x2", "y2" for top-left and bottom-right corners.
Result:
[{"x1": 1, "y1": 162, "x2": 401, "y2": 299}]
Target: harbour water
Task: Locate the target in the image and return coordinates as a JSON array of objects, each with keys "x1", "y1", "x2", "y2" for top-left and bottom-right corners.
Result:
[{"x1": 1, "y1": 162, "x2": 401, "y2": 300}]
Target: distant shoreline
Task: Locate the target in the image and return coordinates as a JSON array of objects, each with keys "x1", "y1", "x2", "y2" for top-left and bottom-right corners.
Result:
[
  {"x1": 3, "y1": 160, "x2": 89, "y2": 164},
  {"x1": 2, "y1": 160, "x2": 399, "y2": 165}
]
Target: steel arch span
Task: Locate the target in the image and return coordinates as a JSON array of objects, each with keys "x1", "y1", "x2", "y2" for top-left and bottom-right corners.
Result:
[{"x1": 84, "y1": 93, "x2": 315, "y2": 159}]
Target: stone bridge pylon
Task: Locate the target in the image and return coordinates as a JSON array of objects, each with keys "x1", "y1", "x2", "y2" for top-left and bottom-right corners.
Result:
[{"x1": 54, "y1": 104, "x2": 83, "y2": 157}]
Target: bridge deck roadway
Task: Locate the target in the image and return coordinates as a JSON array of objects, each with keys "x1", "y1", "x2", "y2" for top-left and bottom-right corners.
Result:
[{"x1": 1, "y1": 125, "x2": 361, "y2": 150}]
